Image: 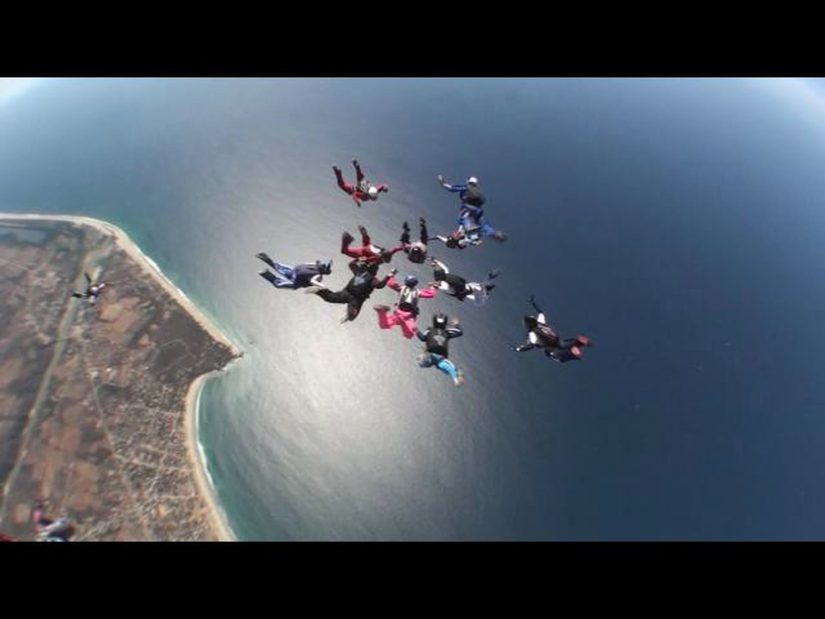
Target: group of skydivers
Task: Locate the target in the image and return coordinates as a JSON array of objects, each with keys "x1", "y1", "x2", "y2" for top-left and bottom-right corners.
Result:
[{"x1": 257, "y1": 159, "x2": 592, "y2": 387}]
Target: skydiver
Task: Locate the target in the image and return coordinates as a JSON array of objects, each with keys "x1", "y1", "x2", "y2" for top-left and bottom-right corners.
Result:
[
  {"x1": 512, "y1": 295, "x2": 592, "y2": 363},
  {"x1": 341, "y1": 225, "x2": 405, "y2": 274},
  {"x1": 399, "y1": 217, "x2": 430, "y2": 264},
  {"x1": 333, "y1": 159, "x2": 389, "y2": 207},
  {"x1": 71, "y1": 272, "x2": 107, "y2": 305},
  {"x1": 306, "y1": 263, "x2": 394, "y2": 323},
  {"x1": 430, "y1": 222, "x2": 484, "y2": 250},
  {"x1": 416, "y1": 313, "x2": 465, "y2": 387},
  {"x1": 430, "y1": 258, "x2": 501, "y2": 306},
  {"x1": 30, "y1": 498, "x2": 74, "y2": 542},
  {"x1": 256, "y1": 253, "x2": 333, "y2": 289},
  {"x1": 373, "y1": 273, "x2": 438, "y2": 339}
]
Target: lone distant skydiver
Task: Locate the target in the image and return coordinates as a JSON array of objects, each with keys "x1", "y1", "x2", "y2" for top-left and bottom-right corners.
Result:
[
  {"x1": 430, "y1": 258, "x2": 500, "y2": 306},
  {"x1": 30, "y1": 498, "x2": 74, "y2": 542},
  {"x1": 256, "y1": 253, "x2": 333, "y2": 289},
  {"x1": 512, "y1": 295, "x2": 592, "y2": 363},
  {"x1": 437, "y1": 174, "x2": 486, "y2": 208},
  {"x1": 400, "y1": 217, "x2": 430, "y2": 264},
  {"x1": 306, "y1": 263, "x2": 394, "y2": 323},
  {"x1": 416, "y1": 313, "x2": 465, "y2": 387},
  {"x1": 71, "y1": 272, "x2": 107, "y2": 305},
  {"x1": 333, "y1": 159, "x2": 389, "y2": 207},
  {"x1": 373, "y1": 273, "x2": 438, "y2": 339}
]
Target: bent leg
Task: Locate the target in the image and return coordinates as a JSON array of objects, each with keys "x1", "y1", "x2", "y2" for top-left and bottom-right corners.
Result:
[
  {"x1": 347, "y1": 298, "x2": 365, "y2": 321},
  {"x1": 316, "y1": 289, "x2": 351, "y2": 304},
  {"x1": 272, "y1": 262, "x2": 295, "y2": 279},
  {"x1": 399, "y1": 314, "x2": 418, "y2": 339},
  {"x1": 377, "y1": 308, "x2": 401, "y2": 330},
  {"x1": 335, "y1": 167, "x2": 354, "y2": 194},
  {"x1": 435, "y1": 356, "x2": 459, "y2": 380}
]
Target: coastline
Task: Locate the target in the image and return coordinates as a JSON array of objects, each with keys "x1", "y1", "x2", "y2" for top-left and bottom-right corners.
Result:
[
  {"x1": 0, "y1": 212, "x2": 241, "y2": 541},
  {"x1": 184, "y1": 372, "x2": 236, "y2": 541}
]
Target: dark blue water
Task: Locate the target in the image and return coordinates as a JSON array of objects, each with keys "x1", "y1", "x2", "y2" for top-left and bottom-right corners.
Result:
[{"x1": 2, "y1": 78, "x2": 825, "y2": 539}]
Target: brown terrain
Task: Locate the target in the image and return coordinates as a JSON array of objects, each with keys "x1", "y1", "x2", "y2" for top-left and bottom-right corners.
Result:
[{"x1": 0, "y1": 218, "x2": 239, "y2": 540}]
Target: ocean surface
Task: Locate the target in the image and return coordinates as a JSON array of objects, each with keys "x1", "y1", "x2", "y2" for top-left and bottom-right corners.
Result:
[{"x1": 2, "y1": 78, "x2": 825, "y2": 539}]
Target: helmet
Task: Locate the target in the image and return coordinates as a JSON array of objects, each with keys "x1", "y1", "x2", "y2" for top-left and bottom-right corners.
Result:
[
  {"x1": 380, "y1": 249, "x2": 393, "y2": 263},
  {"x1": 404, "y1": 274, "x2": 418, "y2": 288},
  {"x1": 467, "y1": 176, "x2": 478, "y2": 185},
  {"x1": 523, "y1": 316, "x2": 538, "y2": 330},
  {"x1": 317, "y1": 260, "x2": 333, "y2": 275},
  {"x1": 368, "y1": 186, "x2": 379, "y2": 198},
  {"x1": 433, "y1": 313, "x2": 448, "y2": 329}
]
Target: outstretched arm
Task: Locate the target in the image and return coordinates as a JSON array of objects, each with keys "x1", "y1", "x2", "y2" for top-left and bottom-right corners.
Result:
[
  {"x1": 416, "y1": 328, "x2": 428, "y2": 342},
  {"x1": 438, "y1": 174, "x2": 469, "y2": 192},
  {"x1": 529, "y1": 294, "x2": 542, "y2": 314},
  {"x1": 512, "y1": 342, "x2": 535, "y2": 352},
  {"x1": 386, "y1": 275, "x2": 402, "y2": 291},
  {"x1": 431, "y1": 258, "x2": 449, "y2": 273}
]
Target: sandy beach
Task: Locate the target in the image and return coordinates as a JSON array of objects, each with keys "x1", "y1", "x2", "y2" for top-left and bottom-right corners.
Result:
[{"x1": 0, "y1": 212, "x2": 241, "y2": 541}]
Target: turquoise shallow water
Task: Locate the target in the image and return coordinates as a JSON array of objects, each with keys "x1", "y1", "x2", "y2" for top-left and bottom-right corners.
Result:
[{"x1": 4, "y1": 78, "x2": 825, "y2": 539}]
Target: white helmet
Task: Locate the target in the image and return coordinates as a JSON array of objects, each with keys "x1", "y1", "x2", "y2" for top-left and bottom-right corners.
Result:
[
  {"x1": 368, "y1": 186, "x2": 378, "y2": 198},
  {"x1": 467, "y1": 176, "x2": 478, "y2": 185}
]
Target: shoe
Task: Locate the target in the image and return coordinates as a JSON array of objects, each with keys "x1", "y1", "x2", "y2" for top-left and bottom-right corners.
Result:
[
  {"x1": 358, "y1": 225, "x2": 368, "y2": 236},
  {"x1": 342, "y1": 231, "x2": 354, "y2": 244}
]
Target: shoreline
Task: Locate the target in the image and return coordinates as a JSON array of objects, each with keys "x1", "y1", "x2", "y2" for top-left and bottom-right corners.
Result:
[
  {"x1": 184, "y1": 372, "x2": 237, "y2": 541},
  {"x1": 0, "y1": 212, "x2": 241, "y2": 541}
]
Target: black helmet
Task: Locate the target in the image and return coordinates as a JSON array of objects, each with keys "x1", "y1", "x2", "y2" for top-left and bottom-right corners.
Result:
[
  {"x1": 404, "y1": 274, "x2": 419, "y2": 288},
  {"x1": 523, "y1": 315, "x2": 538, "y2": 330},
  {"x1": 317, "y1": 260, "x2": 333, "y2": 275},
  {"x1": 433, "y1": 313, "x2": 448, "y2": 329}
]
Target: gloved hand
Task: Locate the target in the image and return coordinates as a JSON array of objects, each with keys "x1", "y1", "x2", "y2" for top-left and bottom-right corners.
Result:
[{"x1": 437, "y1": 175, "x2": 445, "y2": 184}]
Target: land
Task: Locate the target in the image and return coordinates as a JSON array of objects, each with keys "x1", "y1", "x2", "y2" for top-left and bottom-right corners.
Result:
[{"x1": 0, "y1": 215, "x2": 241, "y2": 541}]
